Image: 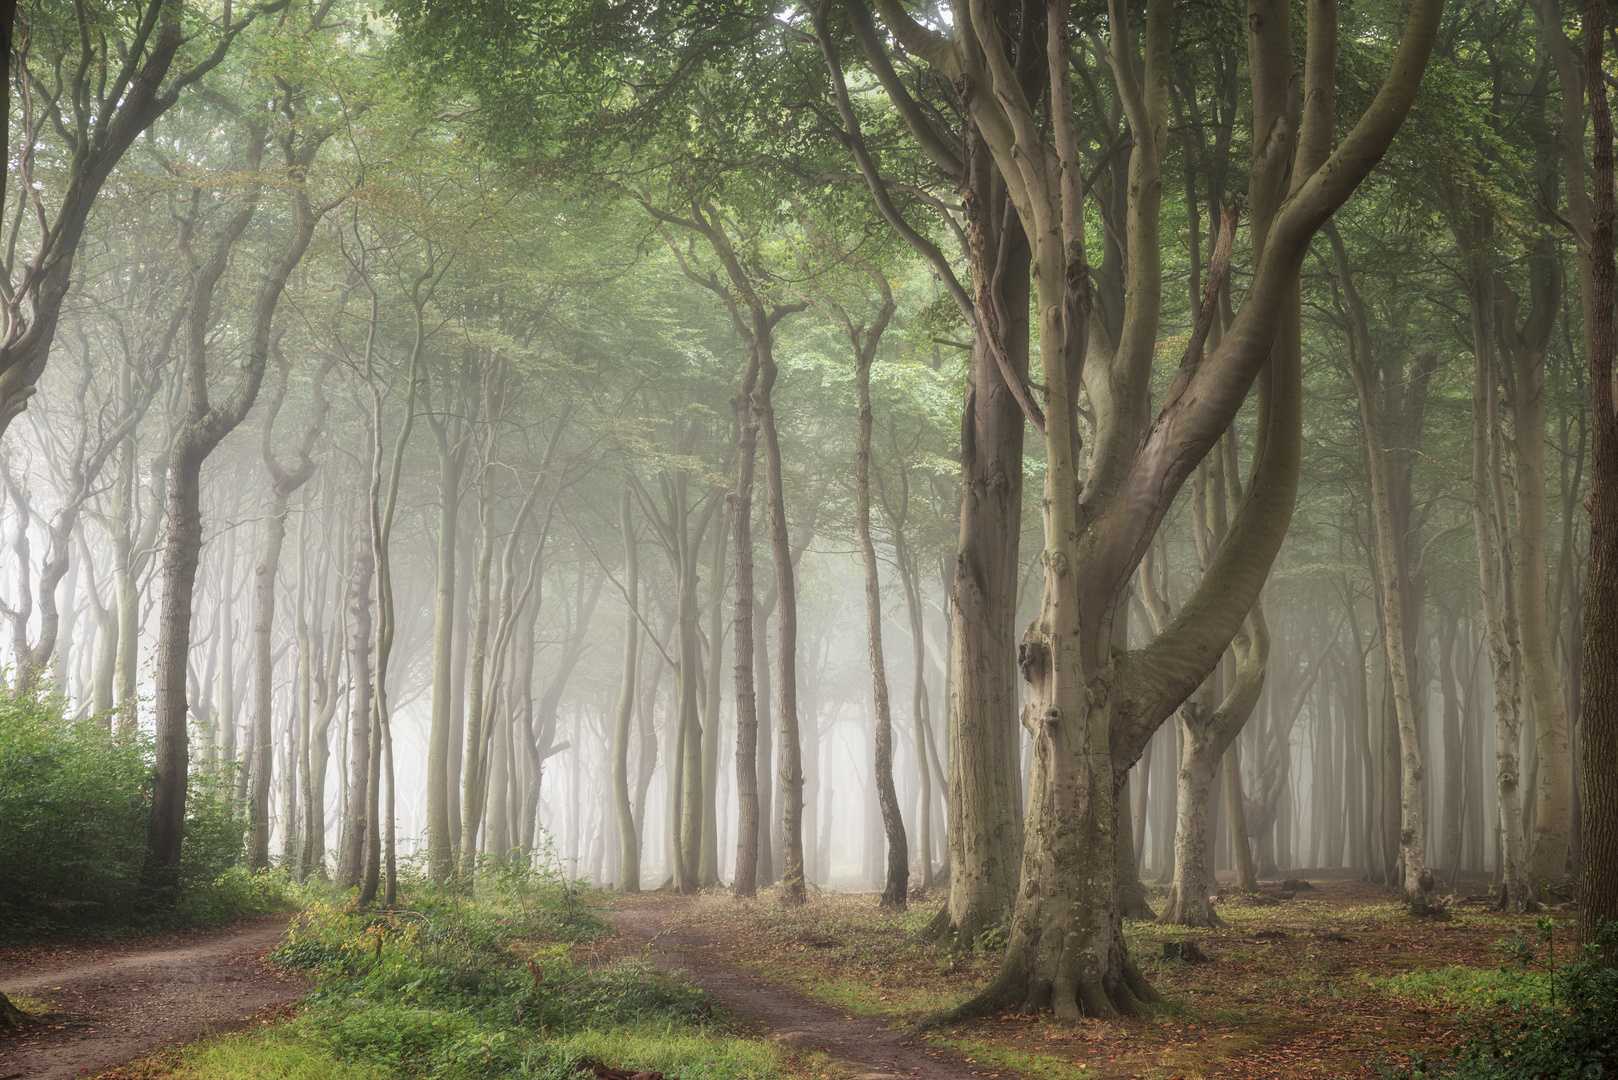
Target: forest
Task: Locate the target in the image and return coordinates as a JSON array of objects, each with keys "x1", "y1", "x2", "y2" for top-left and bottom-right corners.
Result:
[{"x1": 0, "y1": 0, "x2": 1615, "y2": 1076}]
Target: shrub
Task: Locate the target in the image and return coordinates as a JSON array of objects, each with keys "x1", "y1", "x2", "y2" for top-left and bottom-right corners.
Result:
[
  {"x1": 0, "y1": 695, "x2": 150, "y2": 936},
  {"x1": 0, "y1": 690, "x2": 285, "y2": 939},
  {"x1": 1384, "y1": 920, "x2": 1618, "y2": 1080}
]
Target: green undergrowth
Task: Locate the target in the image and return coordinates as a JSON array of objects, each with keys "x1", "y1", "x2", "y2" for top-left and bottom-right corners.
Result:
[
  {"x1": 0, "y1": 690, "x2": 297, "y2": 941},
  {"x1": 926, "y1": 1035, "x2": 1092, "y2": 1080},
  {"x1": 1367, "y1": 966, "x2": 1549, "y2": 1011},
  {"x1": 1380, "y1": 920, "x2": 1618, "y2": 1080},
  {"x1": 677, "y1": 890, "x2": 996, "y2": 1019},
  {"x1": 151, "y1": 861, "x2": 795, "y2": 1080}
]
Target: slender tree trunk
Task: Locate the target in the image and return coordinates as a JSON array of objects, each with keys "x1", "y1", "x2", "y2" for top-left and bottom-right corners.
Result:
[
  {"x1": 701, "y1": 501, "x2": 728, "y2": 887},
  {"x1": 1467, "y1": 265, "x2": 1532, "y2": 910},
  {"x1": 614, "y1": 482, "x2": 641, "y2": 892},
  {"x1": 755, "y1": 598, "x2": 775, "y2": 885},
  {"x1": 427, "y1": 421, "x2": 464, "y2": 882},
  {"x1": 854, "y1": 346, "x2": 908, "y2": 907},
  {"x1": 756, "y1": 345, "x2": 806, "y2": 904},
  {"x1": 1334, "y1": 231, "x2": 1432, "y2": 905},
  {"x1": 730, "y1": 360, "x2": 762, "y2": 897},
  {"x1": 459, "y1": 456, "x2": 497, "y2": 878},
  {"x1": 1223, "y1": 743, "x2": 1258, "y2": 892},
  {"x1": 249, "y1": 494, "x2": 290, "y2": 868},
  {"x1": 897, "y1": 532, "x2": 934, "y2": 891},
  {"x1": 340, "y1": 503, "x2": 374, "y2": 890}
]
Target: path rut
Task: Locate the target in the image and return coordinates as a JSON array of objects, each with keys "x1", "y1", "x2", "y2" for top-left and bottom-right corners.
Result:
[
  {"x1": 609, "y1": 899, "x2": 995, "y2": 1080},
  {"x1": 0, "y1": 916, "x2": 303, "y2": 1080}
]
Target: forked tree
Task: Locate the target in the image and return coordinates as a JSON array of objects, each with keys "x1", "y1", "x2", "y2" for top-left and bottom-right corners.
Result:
[{"x1": 859, "y1": 0, "x2": 1443, "y2": 1016}]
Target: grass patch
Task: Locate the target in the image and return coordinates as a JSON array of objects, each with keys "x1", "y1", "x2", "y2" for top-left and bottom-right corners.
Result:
[
  {"x1": 7, "y1": 992, "x2": 54, "y2": 1017},
  {"x1": 560, "y1": 1028, "x2": 788, "y2": 1080},
  {"x1": 97, "y1": 858, "x2": 812, "y2": 1080},
  {"x1": 165, "y1": 1029, "x2": 392, "y2": 1080},
  {"x1": 929, "y1": 1035, "x2": 1091, "y2": 1080},
  {"x1": 1367, "y1": 966, "x2": 1551, "y2": 1010}
]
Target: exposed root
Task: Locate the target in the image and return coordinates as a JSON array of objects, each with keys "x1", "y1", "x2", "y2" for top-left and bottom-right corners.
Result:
[
  {"x1": 916, "y1": 901, "x2": 952, "y2": 944},
  {"x1": 1156, "y1": 890, "x2": 1227, "y2": 928}
]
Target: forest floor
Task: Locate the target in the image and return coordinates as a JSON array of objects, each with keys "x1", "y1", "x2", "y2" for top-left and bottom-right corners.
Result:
[
  {"x1": 0, "y1": 874, "x2": 1565, "y2": 1080},
  {"x1": 0, "y1": 916, "x2": 304, "y2": 1080},
  {"x1": 606, "y1": 896, "x2": 986, "y2": 1080},
  {"x1": 610, "y1": 872, "x2": 1566, "y2": 1080}
]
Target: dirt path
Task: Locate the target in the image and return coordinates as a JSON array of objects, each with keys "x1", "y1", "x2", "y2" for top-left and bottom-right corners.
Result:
[
  {"x1": 0, "y1": 916, "x2": 304, "y2": 1080},
  {"x1": 609, "y1": 898, "x2": 992, "y2": 1080}
]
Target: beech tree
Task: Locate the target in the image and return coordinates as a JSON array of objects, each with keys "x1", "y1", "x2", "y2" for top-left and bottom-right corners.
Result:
[{"x1": 852, "y1": 0, "x2": 1444, "y2": 1013}]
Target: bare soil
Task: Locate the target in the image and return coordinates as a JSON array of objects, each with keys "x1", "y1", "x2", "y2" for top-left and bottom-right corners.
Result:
[
  {"x1": 609, "y1": 897, "x2": 987, "y2": 1080},
  {"x1": 0, "y1": 916, "x2": 304, "y2": 1080}
]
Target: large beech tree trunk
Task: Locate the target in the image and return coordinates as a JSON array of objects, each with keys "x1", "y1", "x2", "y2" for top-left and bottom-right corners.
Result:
[
  {"x1": 1505, "y1": 251, "x2": 1576, "y2": 891},
  {"x1": 1575, "y1": 0, "x2": 1618, "y2": 956},
  {"x1": 813, "y1": 6, "x2": 1027, "y2": 936},
  {"x1": 1463, "y1": 247, "x2": 1532, "y2": 911},
  {"x1": 874, "y1": 0, "x2": 1440, "y2": 1017}
]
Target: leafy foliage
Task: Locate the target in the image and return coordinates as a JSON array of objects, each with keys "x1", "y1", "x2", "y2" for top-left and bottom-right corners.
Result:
[
  {"x1": 0, "y1": 693, "x2": 149, "y2": 934},
  {"x1": 273, "y1": 870, "x2": 726, "y2": 1080},
  {"x1": 0, "y1": 691, "x2": 290, "y2": 939},
  {"x1": 1383, "y1": 922, "x2": 1618, "y2": 1080}
]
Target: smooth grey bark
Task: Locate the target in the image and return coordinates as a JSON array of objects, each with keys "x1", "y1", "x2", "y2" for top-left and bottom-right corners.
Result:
[
  {"x1": 339, "y1": 505, "x2": 375, "y2": 892},
  {"x1": 813, "y1": 7, "x2": 1027, "y2": 936},
  {"x1": 148, "y1": 123, "x2": 273, "y2": 894},
  {"x1": 613, "y1": 481, "x2": 642, "y2": 892},
  {"x1": 0, "y1": 0, "x2": 262, "y2": 442},
  {"x1": 425, "y1": 363, "x2": 472, "y2": 882},
  {"x1": 729, "y1": 352, "x2": 763, "y2": 897},
  {"x1": 700, "y1": 499, "x2": 729, "y2": 887},
  {"x1": 249, "y1": 340, "x2": 332, "y2": 870}
]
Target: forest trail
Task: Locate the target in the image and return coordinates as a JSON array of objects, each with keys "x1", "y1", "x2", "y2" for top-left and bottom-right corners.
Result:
[
  {"x1": 608, "y1": 898, "x2": 994, "y2": 1080},
  {"x1": 0, "y1": 915, "x2": 303, "y2": 1080}
]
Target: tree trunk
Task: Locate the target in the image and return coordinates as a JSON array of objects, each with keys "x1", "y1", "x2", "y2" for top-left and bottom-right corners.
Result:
[
  {"x1": 701, "y1": 500, "x2": 729, "y2": 887},
  {"x1": 1575, "y1": 0, "x2": 1618, "y2": 958},
  {"x1": 146, "y1": 133, "x2": 279, "y2": 892},
  {"x1": 1223, "y1": 744, "x2": 1258, "y2": 892},
  {"x1": 812, "y1": 0, "x2": 1026, "y2": 936},
  {"x1": 1466, "y1": 258, "x2": 1532, "y2": 910},
  {"x1": 614, "y1": 482, "x2": 641, "y2": 892},
  {"x1": 1508, "y1": 270, "x2": 1575, "y2": 891},
  {"x1": 147, "y1": 441, "x2": 209, "y2": 895},
  {"x1": 249, "y1": 493, "x2": 291, "y2": 868},
  {"x1": 340, "y1": 510, "x2": 375, "y2": 892},
  {"x1": 757, "y1": 336, "x2": 806, "y2": 904},
  {"x1": 897, "y1": 527, "x2": 935, "y2": 891},
  {"x1": 729, "y1": 360, "x2": 762, "y2": 897},
  {"x1": 1333, "y1": 229, "x2": 1433, "y2": 907},
  {"x1": 853, "y1": 329, "x2": 908, "y2": 908},
  {"x1": 427, "y1": 415, "x2": 465, "y2": 882},
  {"x1": 458, "y1": 441, "x2": 498, "y2": 879},
  {"x1": 940, "y1": 168, "x2": 1029, "y2": 944}
]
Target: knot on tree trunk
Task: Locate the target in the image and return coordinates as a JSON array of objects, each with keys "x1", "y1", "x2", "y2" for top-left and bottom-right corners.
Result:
[{"x1": 1017, "y1": 638, "x2": 1048, "y2": 684}]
